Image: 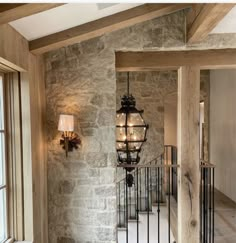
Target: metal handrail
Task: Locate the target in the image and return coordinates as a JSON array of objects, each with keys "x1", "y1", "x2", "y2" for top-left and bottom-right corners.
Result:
[
  {"x1": 118, "y1": 163, "x2": 179, "y2": 168},
  {"x1": 116, "y1": 153, "x2": 163, "y2": 184},
  {"x1": 116, "y1": 145, "x2": 178, "y2": 184},
  {"x1": 200, "y1": 160, "x2": 215, "y2": 168}
]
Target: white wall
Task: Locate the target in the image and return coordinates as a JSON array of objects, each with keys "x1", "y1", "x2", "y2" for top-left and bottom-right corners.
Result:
[{"x1": 210, "y1": 70, "x2": 236, "y2": 202}]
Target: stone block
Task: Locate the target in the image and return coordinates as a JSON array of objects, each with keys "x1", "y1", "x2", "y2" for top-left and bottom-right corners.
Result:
[
  {"x1": 94, "y1": 185, "x2": 116, "y2": 197},
  {"x1": 79, "y1": 106, "x2": 98, "y2": 123},
  {"x1": 57, "y1": 237, "x2": 75, "y2": 243},
  {"x1": 81, "y1": 127, "x2": 96, "y2": 136},
  {"x1": 86, "y1": 152, "x2": 108, "y2": 167},
  {"x1": 59, "y1": 180, "x2": 75, "y2": 194},
  {"x1": 96, "y1": 228, "x2": 116, "y2": 241}
]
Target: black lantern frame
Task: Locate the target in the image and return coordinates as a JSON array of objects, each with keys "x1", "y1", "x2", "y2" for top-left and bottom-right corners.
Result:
[{"x1": 116, "y1": 73, "x2": 149, "y2": 172}]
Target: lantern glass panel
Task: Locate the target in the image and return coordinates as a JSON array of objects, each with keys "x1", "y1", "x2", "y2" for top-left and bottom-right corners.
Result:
[{"x1": 116, "y1": 113, "x2": 126, "y2": 126}]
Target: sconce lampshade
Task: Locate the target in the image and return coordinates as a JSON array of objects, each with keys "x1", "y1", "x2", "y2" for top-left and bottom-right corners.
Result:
[{"x1": 58, "y1": 114, "x2": 74, "y2": 132}]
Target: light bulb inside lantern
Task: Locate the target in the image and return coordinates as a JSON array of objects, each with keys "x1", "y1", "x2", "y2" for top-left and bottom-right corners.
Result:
[{"x1": 129, "y1": 123, "x2": 134, "y2": 135}]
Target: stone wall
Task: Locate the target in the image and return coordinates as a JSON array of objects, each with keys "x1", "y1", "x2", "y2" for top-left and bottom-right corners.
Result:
[{"x1": 44, "y1": 11, "x2": 186, "y2": 243}]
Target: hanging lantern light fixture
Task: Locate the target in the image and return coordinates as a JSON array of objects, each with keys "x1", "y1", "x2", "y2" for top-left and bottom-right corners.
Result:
[{"x1": 116, "y1": 72, "x2": 149, "y2": 185}]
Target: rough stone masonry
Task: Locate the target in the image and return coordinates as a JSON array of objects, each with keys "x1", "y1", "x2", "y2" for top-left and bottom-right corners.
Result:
[{"x1": 44, "y1": 9, "x2": 211, "y2": 243}]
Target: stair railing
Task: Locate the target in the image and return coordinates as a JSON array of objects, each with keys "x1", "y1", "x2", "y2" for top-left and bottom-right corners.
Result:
[
  {"x1": 164, "y1": 145, "x2": 178, "y2": 202},
  {"x1": 116, "y1": 148, "x2": 179, "y2": 243},
  {"x1": 200, "y1": 160, "x2": 215, "y2": 243}
]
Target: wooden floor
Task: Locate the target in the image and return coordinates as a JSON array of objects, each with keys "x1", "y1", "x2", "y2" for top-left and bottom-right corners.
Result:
[{"x1": 215, "y1": 189, "x2": 236, "y2": 243}]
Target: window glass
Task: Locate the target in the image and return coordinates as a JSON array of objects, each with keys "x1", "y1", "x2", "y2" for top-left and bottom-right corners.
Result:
[
  {"x1": 0, "y1": 133, "x2": 5, "y2": 186},
  {"x1": 0, "y1": 188, "x2": 7, "y2": 242},
  {"x1": 0, "y1": 76, "x2": 3, "y2": 130},
  {"x1": 0, "y1": 75, "x2": 7, "y2": 242}
]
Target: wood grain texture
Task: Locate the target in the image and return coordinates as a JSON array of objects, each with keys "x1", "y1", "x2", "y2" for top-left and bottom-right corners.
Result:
[
  {"x1": 116, "y1": 49, "x2": 236, "y2": 71},
  {"x1": 186, "y1": 4, "x2": 205, "y2": 30},
  {"x1": 20, "y1": 71, "x2": 34, "y2": 241},
  {"x1": 0, "y1": 24, "x2": 28, "y2": 71},
  {"x1": 0, "y1": 3, "x2": 64, "y2": 25},
  {"x1": 177, "y1": 66, "x2": 200, "y2": 243},
  {"x1": 5, "y1": 73, "x2": 24, "y2": 241},
  {"x1": 187, "y1": 4, "x2": 235, "y2": 43},
  {"x1": 28, "y1": 54, "x2": 48, "y2": 243},
  {"x1": 29, "y1": 3, "x2": 192, "y2": 54},
  {"x1": 0, "y1": 20, "x2": 47, "y2": 242},
  {"x1": 0, "y1": 63, "x2": 16, "y2": 72}
]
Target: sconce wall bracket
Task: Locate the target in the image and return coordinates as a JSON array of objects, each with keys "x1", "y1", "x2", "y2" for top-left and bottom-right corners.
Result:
[{"x1": 60, "y1": 132, "x2": 81, "y2": 156}]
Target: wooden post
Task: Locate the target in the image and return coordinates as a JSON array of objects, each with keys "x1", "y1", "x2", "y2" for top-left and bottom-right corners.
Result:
[{"x1": 177, "y1": 66, "x2": 200, "y2": 243}]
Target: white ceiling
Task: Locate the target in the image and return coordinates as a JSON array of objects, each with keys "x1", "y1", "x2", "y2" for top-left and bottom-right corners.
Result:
[
  {"x1": 211, "y1": 6, "x2": 236, "y2": 34},
  {"x1": 9, "y1": 4, "x2": 236, "y2": 41},
  {"x1": 10, "y1": 3, "x2": 142, "y2": 41}
]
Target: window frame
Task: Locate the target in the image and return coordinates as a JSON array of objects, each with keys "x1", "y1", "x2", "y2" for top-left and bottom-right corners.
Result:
[{"x1": 0, "y1": 72, "x2": 9, "y2": 243}]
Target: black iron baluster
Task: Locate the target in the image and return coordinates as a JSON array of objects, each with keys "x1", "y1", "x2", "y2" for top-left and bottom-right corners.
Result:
[
  {"x1": 206, "y1": 168, "x2": 208, "y2": 243},
  {"x1": 147, "y1": 167, "x2": 150, "y2": 243},
  {"x1": 213, "y1": 168, "x2": 215, "y2": 243},
  {"x1": 203, "y1": 168, "x2": 206, "y2": 243},
  {"x1": 124, "y1": 179, "x2": 126, "y2": 228},
  {"x1": 203, "y1": 167, "x2": 205, "y2": 243},
  {"x1": 200, "y1": 167, "x2": 203, "y2": 243},
  {"x1": 158, "y1": 167, "x2": 160, "y2": 243},
  {"x1": 126, "y1": 170, "x2": 129, "y2": 243},
  {"x1": 160, "y1": 155, "x2": 163, "y2": 202},
  {"x1": 134, "y1": 169, "x2": 137, "y2": 220},
  {"x1": 129, "y1": 181, "x2": 131, "y2": 219},
  {"x1": 150, "y1": 165, "x2": 152, "y2": 208},
  {"x1": 136, "y1": 168, "x2": 139, "y2": 243},
  {"x1": 155, "y1": 159, "x2": 158, "y2": 203},
  {"x1": 209, "y1": 167, "x2": 212, "y2": 243},
  {"x1": 171, "y1": 147, "x2": 173, "y2": 195},
  {"x1": 145, "y1": 168, "x2": 147, "y2": 210},
  {"x1": 140, "y1": 169, "x2": 142, "y2": 211},
  {"x1": 119, "y1": 182, "x2": 121, "y2": 227},
  {"x1": 168, "y1": 166, "x2": 171, "y2": 243}
]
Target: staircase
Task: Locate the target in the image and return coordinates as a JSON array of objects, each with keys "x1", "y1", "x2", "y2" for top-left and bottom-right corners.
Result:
[
  {"x1": 116, "y1": 147, "x2": 215, "y2": 243},
  {"x1": 116, "y1": 146, "x2": 177, "y2": 243},
  {"x1": 118, "y1": 204, "x2": 175, "y2": 243}
]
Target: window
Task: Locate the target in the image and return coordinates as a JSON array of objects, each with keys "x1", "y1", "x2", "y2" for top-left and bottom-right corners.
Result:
[{"x1": 0, "y1": 74, "x2": 7, "y2": 242}]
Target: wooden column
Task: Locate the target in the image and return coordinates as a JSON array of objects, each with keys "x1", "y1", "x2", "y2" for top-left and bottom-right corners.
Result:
[{"x1": 177, "y1": 66, "x2": 200, "y2": 243}]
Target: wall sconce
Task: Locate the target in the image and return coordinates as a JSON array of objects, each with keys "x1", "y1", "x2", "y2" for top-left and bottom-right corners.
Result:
[{"x1": 58, "y1": 114, "x2": 81, "y2": 157}]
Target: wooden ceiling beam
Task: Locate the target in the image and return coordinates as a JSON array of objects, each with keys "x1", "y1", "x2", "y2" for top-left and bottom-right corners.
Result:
[
  {"x1": 29, "y1": 3, "x2": 192, "y2": 54},
  {"x1": 0, "y1": 3, "x2": 64, "y2": 25},
  {"x1": 115, "y1": 49, "x2": 236, "y2": 71},
  {"x1": 187, "y1": 3, "x2": 235, "y2": 43}
]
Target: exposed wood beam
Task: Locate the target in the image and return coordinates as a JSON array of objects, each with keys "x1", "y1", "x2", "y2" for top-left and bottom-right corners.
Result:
[
  {"x1": 187, "y1": 3, "x2": 235, "y2": 43},
  {"x1": 186, "y1": 4, "x2": 205, "y2": 31},
  {"x1": 115, "y1": 49, "x2": 236, "y2": 71},
  {"x1": 177, "y1": 66, "x2": 200, "y2": 243},
  {"x1": 0, "y1": 62, "x2": 17, "y2": 72},
  {"x1": 29, "y1": 3, "x2": 192, "y2": 54},
  {"x1": 0, "y1": 24, "x2": 29, "y2": 71},
  {"x1": 0, "y1": 3, "x2": 64, "y2": 25}
]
